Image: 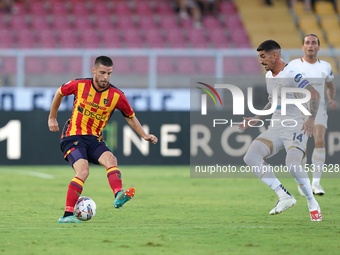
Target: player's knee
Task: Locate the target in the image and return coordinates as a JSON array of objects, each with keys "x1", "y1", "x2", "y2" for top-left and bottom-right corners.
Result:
[
  {"x1": 243, "y1": 140, "x2": 269, "y2": 166},
  {"x1": 77, "y1": 168, "x2": 90, "y2": 181},
  {"x1": 286, "y1": 148, "x2": 304, "y2": 176},
  {"x1": 99, "y1": 151, "x2": 117, "y2": 167},
  {"x1": 244, "y1": 150, "x2": 261, "y2": 166}
]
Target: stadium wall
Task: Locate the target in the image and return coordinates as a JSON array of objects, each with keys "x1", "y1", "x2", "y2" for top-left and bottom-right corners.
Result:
[{"x1": 1, "y1": 110, "x2": 340, "y2": 166}]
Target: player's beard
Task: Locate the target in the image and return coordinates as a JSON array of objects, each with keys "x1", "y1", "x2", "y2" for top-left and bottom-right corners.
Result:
[{"x1": 95, "y1": 77, "x2": 109, "y2": 89}]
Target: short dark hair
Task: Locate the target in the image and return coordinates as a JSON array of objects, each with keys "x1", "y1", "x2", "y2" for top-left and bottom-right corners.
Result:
[
  {"x1": 94, "y1": 56, "x2": 113, "y2": 67},
  {"x1": 257, "y1": 40, "x2": 281, "y2": 52},
  {"x1": 303, "y1": 34, "x2": 320, "y2": 46}
]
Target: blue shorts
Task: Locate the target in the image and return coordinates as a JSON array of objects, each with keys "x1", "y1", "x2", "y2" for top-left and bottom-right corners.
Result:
[{"x1": 60, "y1": 135, "x2": 111, "y2": 166}]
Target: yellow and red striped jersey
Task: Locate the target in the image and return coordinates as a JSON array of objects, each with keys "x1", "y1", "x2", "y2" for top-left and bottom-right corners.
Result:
[{"x1": 60, "y1": 78, "x2": 134, "y2": 138}]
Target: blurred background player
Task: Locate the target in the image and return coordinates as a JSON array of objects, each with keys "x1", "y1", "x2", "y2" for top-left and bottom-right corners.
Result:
[
  {"x1": 48, "y1": 56, "x2": 158, "y2": 223},
  {"x1": 289, "y1": 34, "x2": 337, "y2": 196},
  {"x1": 239, "y1": 40, "x2": 322, "y2": 221}
]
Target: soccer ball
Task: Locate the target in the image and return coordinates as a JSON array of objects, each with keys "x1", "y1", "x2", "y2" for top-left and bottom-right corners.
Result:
[{"x1": 74, "y1": 196, "x2": 96, "y2": 221}]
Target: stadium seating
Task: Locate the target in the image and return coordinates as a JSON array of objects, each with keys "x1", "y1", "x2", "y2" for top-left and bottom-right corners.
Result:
[
  {"x1": 4, "y1": 0, "x2": 339, "y2": 78},
  {"x1": 1, "y1": 1, "x2": 250, "y2": 53}
]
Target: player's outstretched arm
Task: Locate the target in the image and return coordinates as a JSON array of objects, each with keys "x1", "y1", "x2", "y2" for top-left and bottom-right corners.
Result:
[
  {"x1": 326, "y1": 81, "x2": 337, "y2": 110},
  {"x1": 302, "y1": 84, "x2": 320, "y2": 137},
  {"x1": 125, "y1": 116, "x2": 158, "y2": 144},
  {"x1": 48, "y1": 89, "x2": 64, "y2": 132}
]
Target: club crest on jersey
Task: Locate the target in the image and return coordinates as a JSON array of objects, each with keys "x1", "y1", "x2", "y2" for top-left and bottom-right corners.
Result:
[
  {"x1": 294, "y1": 73, "x2": 302, "y2": 83},
  {"x1": 104, "y1": 99, "x2": 110, "y2": 106}
]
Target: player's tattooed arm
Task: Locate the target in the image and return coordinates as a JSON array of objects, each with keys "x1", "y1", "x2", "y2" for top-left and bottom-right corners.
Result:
[
  {"x1": 302, "y1": 84, "x2": 320, "y2": 137},
  {"x1": 305, "y1": 84, "x2": 320, "y2": 120}
]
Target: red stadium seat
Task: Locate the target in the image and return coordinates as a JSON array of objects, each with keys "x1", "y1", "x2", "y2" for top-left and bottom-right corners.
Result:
[
  {"x1": 224, "y1": 15, "x2": 243, "y2": 30},
  {"x1": 36, "y1": 29, "x2": 55, "y2": 42},
  {"x1": 112, "y1": 57, "x2": 132, "y2": 74},
  {"x1": 58, "y1": 29, "x2": 78, "y2": 48},
  {"x1": 72, "y1": 2, "x2": 89, "y2": 15},
  {"x1": 93, "y1": 2, "x2": 111, "y2": 16},
  {"x1": 39, "y1": 39, "x2": 57, "y2": 49},
  {"x1": 156, "y1": 1, "x2": 174, "y2": 15},
  {"x1": 101, "y1": 29, "x2": 120, "y2": 41},
  {"x1": 52, "y1": 16, "x2": 72, "y2": 29},
  {"x1": 144, "y1": 28, "x2": 164, "y2": 44},
  {"x1": 25, "y1": 57, "x2": 45, "y2": 74},
  {"x1": 0, "y1": 29, "x2": 14, "y2": 48},
  {"x1": 17, "y1": 29, "x2": 35, "y2": 45},
  {"x1": 50, "y1": 2, "x2": 68, "y2": 16},
  {"x1": 132, "y1": 57, "x2": 149, "y2": 75},
  {"x1": 165, "y1": 28, "x2": 185, "y2": 44},
  {"x1": 102, "y1": 30, "x2": 122, "y2": 48},
  {"x1": 241, "y1": 57, "x2": 261, "y2": 75},
  {"x1": 157, "y1": 57, "x2": 175, "y2": 74},
  {"x1": 197, "y1": 57, "x2": 215, "y2": 75},
  {"x1": 116, "y1": 15, "x2": 135, "y2": 29},
  {"x1": 191, "y1": 41, "x2": 209, "y2": 48},
  {"x1": 220, "y1": 1, "x2": 238, "y2": 14},
  {"x1": 95, "y1": 16, "x2": 114, "y2": 30},
  {"x1": 207, "y1": 28, "x2": 229, "y2": 44},
  {"x1": 17, "y1": 41, "x2": 35, "y2": 49},
  {"x1": 176, "y1": 57, "x2": 197, "y2": 75},
  {"x1": 31, "y1": 16, "x2": 50, "y2": 30},
  {"x1": 160, "y1": 15, "x2": 179, "y2": 29},
  {"x1": 114, "y1": 2, "x2": 132, "y2": 15},
  {"x1": 187, "y1": 28, "x2": 207, "y2": 44},
  {"x1": 59, "y1": 41, "x2": 79, "y2": 48},
  {"x1": 223, "y1": 57, "x2": 241, "y2": 75},
  {"x1": 135, "y1": 1, "x2": 153, "y2": 15},
  {"x1": 9, "y1": 16, "x2": 28, "y2": 30},
  {"x1": 66, "y1": 57, "x2": 82, "y2": 74},
  {"x1": 12, "y1": 2, "x2": 27, "y2": 15},
  {"x1": 79, "y1": 29, "x2": 100, "y2": 48},
  {"x1": 73, "y1": 16, "x2": 92, "y2": 30},
  {"x1": 139, "y1": 16, "x2": 157, "y2": 29},
  {"x1": 147, "y1": 40, "x2": 167, "y2": 48},
  {"x1": 229, "y1": 28, "x2": 249, "y2": 44},
  {"x1": 170, "y1": 41, "x2": 187, "y2": 48},
  {"x1": 203, "y1": 17, "x2": 222, "y2": 29},
  {"x1": 46, "y1": 57, "x2": 66, "y2": 74},
  {"x1": 123, "y1": 28, "x2": 142, "y2": 44},
  {"x1": 0, "y1": 57, "x2": 17, "y2": 74},
  {"x1": 30, "y1": 2, "x2": 47, "y2": 16},
  {"x1": 213, "y1": 41, "x2": 231, "y2": 48}
]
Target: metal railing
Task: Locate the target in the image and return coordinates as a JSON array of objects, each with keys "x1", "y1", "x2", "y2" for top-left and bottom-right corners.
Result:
[{"x1": 0, "y1": 48, "x2": 339, "y2": 88}]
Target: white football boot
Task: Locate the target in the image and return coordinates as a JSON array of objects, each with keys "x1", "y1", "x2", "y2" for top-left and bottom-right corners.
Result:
[
  {"x1": 269, "y1": 196, "x2": 296, "y2": 215},
  {"x1": 312, "y1": 184, "x2": 325, "y2": 196}
]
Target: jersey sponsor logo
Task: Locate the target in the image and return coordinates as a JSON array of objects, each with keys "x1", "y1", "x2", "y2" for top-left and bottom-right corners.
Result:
[
  {"x1": 294, "y1": 73, "x2": 302, "y2": 83},
  {"x1": 78, "y1": 105, "x2": 84, "y2": 114},
  {"x1": 83, "y1": 109, "x2": 106, "y2": 121},
  {"x1": 77, "y1": 105, "x2": 106, "y2": 121},
  {"x1": 298, "y1": 79, "x2": 309, "y2": 88},
  {"x1": 82, "y1": 99, "x2": 106, "y2": 110}
]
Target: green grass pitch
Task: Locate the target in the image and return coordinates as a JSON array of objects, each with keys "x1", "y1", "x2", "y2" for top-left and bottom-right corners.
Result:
[{"x1": 0, "y1": 166, "x2": 339, "y2": 255}]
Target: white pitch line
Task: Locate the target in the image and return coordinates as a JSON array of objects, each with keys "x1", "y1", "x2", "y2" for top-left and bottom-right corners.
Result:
[{"x1": 0, "y1": 169, "x2": 54, "y2": 179}]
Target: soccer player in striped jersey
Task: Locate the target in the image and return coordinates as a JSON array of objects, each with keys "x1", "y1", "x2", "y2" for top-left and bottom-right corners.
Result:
[
  {"x1": 48, "y1": 56, "x2": 158, "y2": 223},
  {"x1": 289, "y1": 34, "x2": 337, "y2": 196}
]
